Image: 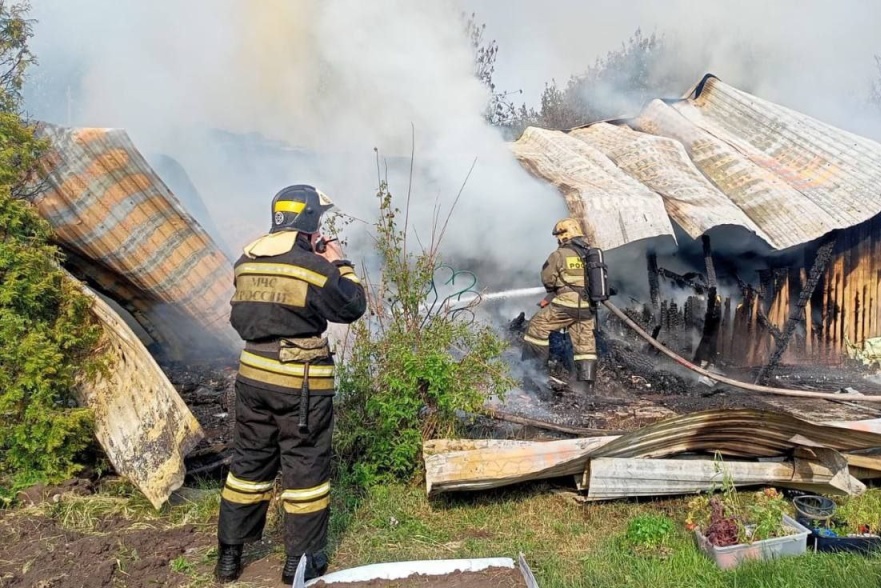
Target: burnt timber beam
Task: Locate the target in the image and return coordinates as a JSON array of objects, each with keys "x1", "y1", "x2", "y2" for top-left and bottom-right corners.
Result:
[
  {"x1": 657, "y1": 268, "x2": 707, "y2": 294},
  {"x1": 694, "y1": 236, "x2": 721, "y2": 365},
  {"x1": 646, "y1": 250, "x2": 660, "y2": 316},
  {"x1": 755, "y1": 237, "x2": 837, "y2": 385}
]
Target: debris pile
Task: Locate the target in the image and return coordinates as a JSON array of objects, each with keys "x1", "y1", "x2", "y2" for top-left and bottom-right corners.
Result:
[{"x1": 424, "y1": 409, "x2": 881, "y2": 501}]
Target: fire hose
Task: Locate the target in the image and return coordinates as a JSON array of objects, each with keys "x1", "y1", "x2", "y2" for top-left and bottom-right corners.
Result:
[{"x1": 602, "y1": 299, "x2": 881, "y2": 403}]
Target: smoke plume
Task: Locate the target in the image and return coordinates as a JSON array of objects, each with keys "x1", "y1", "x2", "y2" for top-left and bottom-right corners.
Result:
[
  {"x1": 467, "y1": 0, "x2": 881, "y2": 138},
  {"x1": 24, "y1": 0, "x2": 565, "y2": 290}
]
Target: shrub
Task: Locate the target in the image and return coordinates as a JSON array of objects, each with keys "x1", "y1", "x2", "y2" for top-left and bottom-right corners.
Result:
[
  {"x1": 334, "y1": 177, "x2": 513, "y2": 486},
  {"x1": 836, "y1": 488, "x2": 881, "y2": 535},
  {"x1": 0, "y1": 2, "x2": 103, "y2": 493},
  {"x1": 0, "y1": 156, "x2": 102, "y2": 486}
]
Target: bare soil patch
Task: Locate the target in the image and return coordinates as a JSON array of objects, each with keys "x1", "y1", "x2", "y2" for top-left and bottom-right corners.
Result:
[{"x1": 0, "y1": 511, "x2": 213, "y2": 588}]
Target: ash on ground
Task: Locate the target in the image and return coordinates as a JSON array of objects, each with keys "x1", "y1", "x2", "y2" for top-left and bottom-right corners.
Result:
[
  {"x1": 161, "y1": 359, "x2": 238, "y2": 467},
  {"x1": 494, "y1": 314, "x2": 881, "y2": 433}
]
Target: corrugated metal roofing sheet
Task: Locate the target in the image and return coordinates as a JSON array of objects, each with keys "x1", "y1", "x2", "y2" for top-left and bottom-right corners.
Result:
[
  {"x1": 32, "y1": 125, "x2": 241, "y2": 354},
  {"x1": 513, "y1": 75, "x2": 881, "y2": 251},
  {"x1": 512, "y1": 126, "x2": 673, "y2": 250}
]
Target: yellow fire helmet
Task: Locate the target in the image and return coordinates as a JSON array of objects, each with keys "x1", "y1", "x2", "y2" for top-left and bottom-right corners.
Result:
[{"x1": 551, "y1": 218, "x2": 584, "y2": 245}]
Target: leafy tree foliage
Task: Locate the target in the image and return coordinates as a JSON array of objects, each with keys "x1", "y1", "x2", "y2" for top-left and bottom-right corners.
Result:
[
  {"x1": 0, "y1": 1, "x2": 102, "y2": 492},
  {"x1": 502, "y1": 29, "x2": 695, "y2": 136}
]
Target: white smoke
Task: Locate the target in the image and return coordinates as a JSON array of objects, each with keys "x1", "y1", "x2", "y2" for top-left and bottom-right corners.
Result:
[
  {"x1": 465, "y1": 0, "x2": 881, "y2": 138},
  {"x1": 26, "y1": 0, "x2": 881, "y2": 313},
  {"x1": 24, "y1": 0, "x2": 565, "y2": 289}
]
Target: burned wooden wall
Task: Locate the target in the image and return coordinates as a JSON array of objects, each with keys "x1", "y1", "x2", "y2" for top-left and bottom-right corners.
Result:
[{"x1": 635, "y1": 214, "x2": 881, "y2": 369}]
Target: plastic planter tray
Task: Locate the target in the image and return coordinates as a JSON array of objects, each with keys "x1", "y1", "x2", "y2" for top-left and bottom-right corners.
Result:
[
  {"x1": 694, "y1": 515, "x2": 810, "y2": 569},
  {"x1": 814, "y1": 533, "x2": 881, "y2": 554},
  {"x1": 302, "y1": 555, "x2": 539, "y2": 587},
  {"x1": 795, "y1": 516, "x2": 881, "y2": 554}
]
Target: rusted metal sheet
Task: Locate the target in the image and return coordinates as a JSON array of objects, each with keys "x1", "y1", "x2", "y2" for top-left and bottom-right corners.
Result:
[
  {"x1": 512, "y1": 75, "x2": 881, "y2": 252},
  {"x1": 629, "y1": 100, "x2": 831, "y2": 249},
  {"x1": 511, "y1": 126, "x2": 673, "y2": 250},
  {"x1": 681, "y1": 76, "x2": 881, "y2": 235},
  {"x1": 590, "y1": 409, "x2": 881, "y2": 459},
  {"x1": 583, "y1": 454, "x2": 863, "y2": 501},
  {"x1": 74, "y1": 273, "x2": 204, "y2": 509},
  {"x1": 424, "y1": 409, "x2": 881, "y2": 495},
  {"x1": 423, "y1": 436, "x2": 618, "y2": 495},
  {"x1": 32, "y1": 125, "x2": 240, "y2": 357}
]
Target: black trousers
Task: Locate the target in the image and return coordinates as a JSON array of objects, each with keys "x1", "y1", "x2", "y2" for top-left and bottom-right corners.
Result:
[{"x1": 217, "y1": 379, "x2": 333, "y2": 556}]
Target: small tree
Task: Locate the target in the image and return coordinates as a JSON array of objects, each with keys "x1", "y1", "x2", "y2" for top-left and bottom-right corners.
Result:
[
  {"x1": 507, "y1": 29, "x2": 694, "y2": 135},
  {"x1": 0, "y1": 1, "x2": 102, "y2": 494},
  {"x1": 464, "y1": 12, "x2": 521, "y2": 129},
  {"x1": 334, "y1": 167, "x2": 513, "y2": 486}
]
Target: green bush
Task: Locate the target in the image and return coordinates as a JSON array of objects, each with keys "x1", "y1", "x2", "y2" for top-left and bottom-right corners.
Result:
[
  {"x1": 0, "y1": 3, "x2": 102, "y2": 494},
  {"x1": 0, "y1": 146, "x2": 102, "y2": 486},
  {"x1": 334, "y1": 179, "x2": 513, "y2": 486}
]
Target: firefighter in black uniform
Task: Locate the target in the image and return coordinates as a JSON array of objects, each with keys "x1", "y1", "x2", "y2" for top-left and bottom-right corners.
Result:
[{"x1": 215, "y1": 185, "x2": 366, "y2": 584}]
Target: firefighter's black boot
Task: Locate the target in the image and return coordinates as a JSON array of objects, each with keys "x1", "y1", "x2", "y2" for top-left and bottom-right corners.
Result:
[
  {"x1": 573, "y1": 359, "x2": 596, "y2": 394},
  {"x1": 521, "y1": 344, "x2": 551, "y2": 393},
  {"x1": 521, "y1": 344, "x2": 549, "y2": 370},
  {"x1": 214, "y1": 543, "x2": 243, "y2": 583},
  {"x1": 282, "y1": 551, "x2": 328, "y2": 584}
]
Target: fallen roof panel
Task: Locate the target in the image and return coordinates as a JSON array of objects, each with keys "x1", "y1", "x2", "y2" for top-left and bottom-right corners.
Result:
[
  {"x1": 513, "y1": 75, "x2": 881, "y2": 251},
  {"x1": 32, "y1": 125, "x2": 241, "y2": 356},
  {"x1": 512, "y1": 126, "x2": 674, "y2": 250}
]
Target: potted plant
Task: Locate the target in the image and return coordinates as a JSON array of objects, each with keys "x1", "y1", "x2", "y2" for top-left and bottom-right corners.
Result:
[
  {"x1": 794, "y1": 491, "x2": 881, "y2": 554},
  {"x1": 686, "y1": 483, "x2": 810, "y2": 569}
]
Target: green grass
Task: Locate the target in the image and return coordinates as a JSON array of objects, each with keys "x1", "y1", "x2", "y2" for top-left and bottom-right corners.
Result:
[
  {"x1": 8, "y1": 474, "x2": 880, "y2": 587},
  {"x1": 327, "y1": 481, "x2": 881, "y2": 588},
  {"x1": 34, "y1": 478, "x2": 221, "y2": 534}
]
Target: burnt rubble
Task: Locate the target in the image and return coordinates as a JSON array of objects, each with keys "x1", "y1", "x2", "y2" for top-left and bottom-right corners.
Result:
[{"x1": 162, "y1": 359, "x2": 238, "y2": 473}]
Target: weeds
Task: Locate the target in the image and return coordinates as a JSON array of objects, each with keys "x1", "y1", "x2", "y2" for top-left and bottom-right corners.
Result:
[
  {"x1": 830, "y1": 488, "x2": 881, "y2": 535},
  {"x1": 625, "y1": 514, "x2": 675, "y2": 549},
  {"x1": 171, "y1": 555, "x2": 194, "y2": 573},
  {"x1": 334, "y1": 170, "x2": 513, "y2": 486},
  {"x1": 684, "y1": 455, "x2": 794, "y2": 546}
]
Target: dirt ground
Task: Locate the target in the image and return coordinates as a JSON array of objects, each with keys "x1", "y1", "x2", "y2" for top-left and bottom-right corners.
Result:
[
  {"x1": 4, "y1": 320, "x2": 875, "y2": 587},
  {"x1": 311, "y1": 567, "x2": 527, "y2": 588},
  {"x1": 0, "y1": 511, "x2": 213, "y2": 588}
]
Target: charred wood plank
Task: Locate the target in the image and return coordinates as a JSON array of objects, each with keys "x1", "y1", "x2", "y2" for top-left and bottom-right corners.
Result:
[
  {"x1": 657, "y1": 268, "x2": 707, "y2": 294},
  {"x1": 755, "y1": 238, "x2": 837, "y2": 385},
  {"x1": 694, "y1": 236, "x2": 721, "y2": 365},
  {"x1": 756, "y1": 305, "x2": 783, "y2": 341},
  {"x1": 646, "y1": 250, "x2": 660, "y2": 315},
  {"x1": 702, "y1": 235, "x2": 717, "y2": 288},
  {"x1": 480, "y1": 409, "x2": 622, "y2": 436},
  {"x1": 187, "y1": 455, "x2": 233, "y2": 476}
]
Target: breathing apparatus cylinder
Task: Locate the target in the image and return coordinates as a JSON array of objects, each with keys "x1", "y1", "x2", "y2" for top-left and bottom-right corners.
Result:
[
  {"x1": 585, "y1": 247, "x2": 610, "y2": 303},
  {"x1": 569, "y1": 237, "x2": 610, "y2": 303}
]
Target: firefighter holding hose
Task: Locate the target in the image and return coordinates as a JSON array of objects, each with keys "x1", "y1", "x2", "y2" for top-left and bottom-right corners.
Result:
[
  {"x1": 215, "y1": 185, "x2": 366, "y2": 584},
  {"x1": 522, "y1": 218, "x2": 607, "y2": 394}
]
